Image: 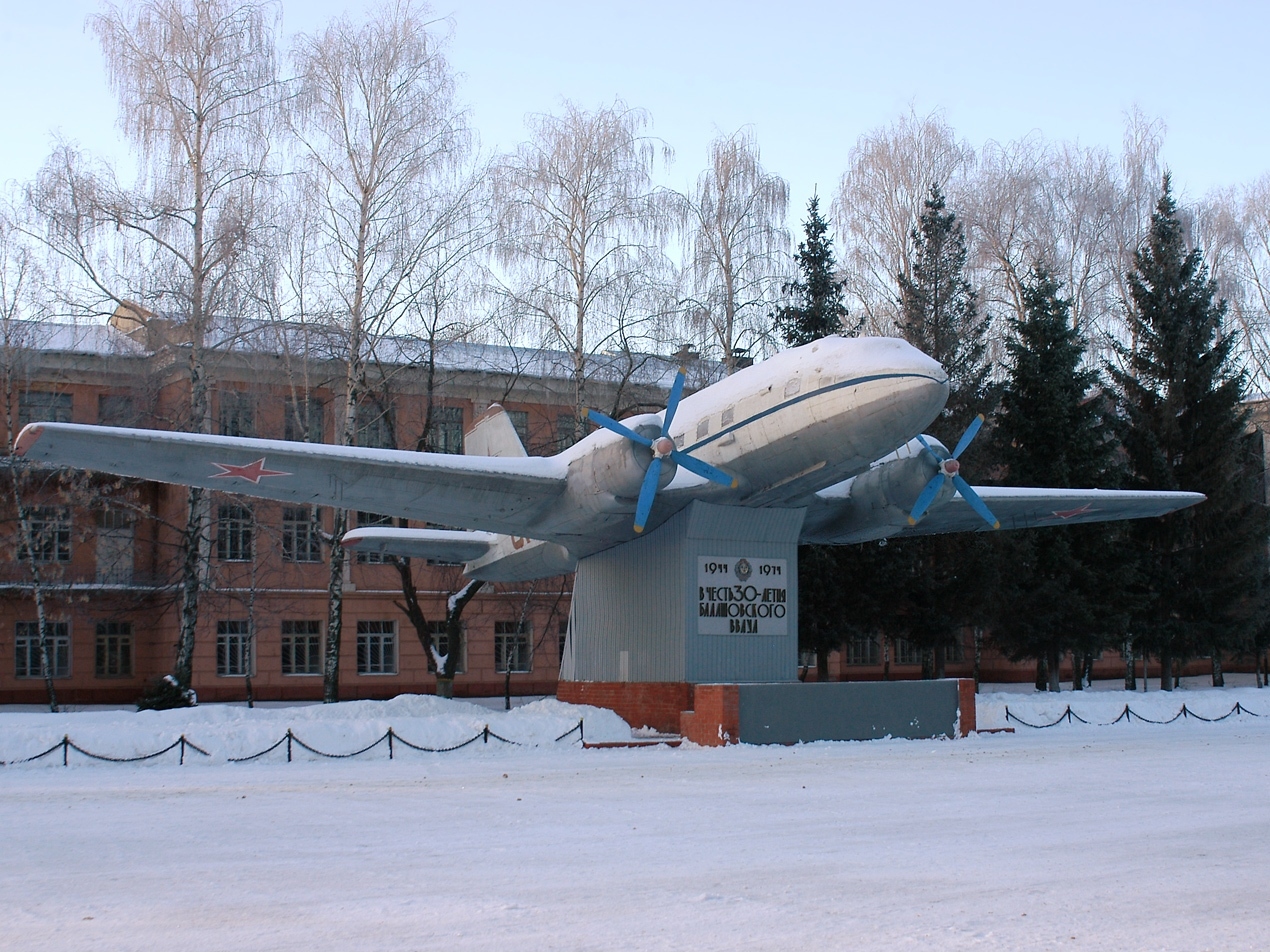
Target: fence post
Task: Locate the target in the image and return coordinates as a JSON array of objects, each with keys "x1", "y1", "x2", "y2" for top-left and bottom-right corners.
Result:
[
  {"x1": 62, "y1": 735, "x2": 69, "y2": 767},
  {"x1": 483, "y1": 725, "x2": 489, "y2": 744},
  {"x1": 179, "y1": 735, "x2": 186, "y2": 766},
  {"x1": 286, "y1": 729, "x2": 293, "y2": 763},
  {"x1": 579, "y1": 718, "x2": 584, "y2": 745},
  {"x1": 387, "y1": 728, "x2": 394, "y2": 761}
]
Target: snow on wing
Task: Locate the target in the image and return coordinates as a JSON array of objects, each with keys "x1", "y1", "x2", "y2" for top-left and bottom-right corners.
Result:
[
  {"x1": 15, "y1": 423, "x2": 567, "y2": 538},
  {"x1": 893, "y1": 486, "x2": 1205, "y2": 536}
]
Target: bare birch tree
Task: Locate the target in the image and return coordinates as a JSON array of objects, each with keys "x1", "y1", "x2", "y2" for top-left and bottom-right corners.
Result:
[
  {"x1": 677, "y1": 128, "x2": 789, "y2": 372},
  {"x1": 288, "y1": 0, "x2": 475, "y2": 701},
  {"x1": 493, "y1": 100, "x2": 674, "y2": 427},
  {"x1": 834, "y1": 110, "x2": 973, "y2": 333},
  {"x1": 25, "y1": 0, "x2": 280, "y2": 696}
]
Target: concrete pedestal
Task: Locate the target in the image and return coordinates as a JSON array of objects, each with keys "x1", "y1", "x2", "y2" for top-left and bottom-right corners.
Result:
[{"x1": 559, "y1": 501, "x2": 805, "y2": 686}]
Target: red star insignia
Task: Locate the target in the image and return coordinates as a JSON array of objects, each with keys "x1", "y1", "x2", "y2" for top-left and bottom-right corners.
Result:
[
  {"x1": 1052, "y1": 503, "x2": 1094, "y2": 520},
  {"x1": 211, "y1": 458, "x2": 291, "y2": 484}
]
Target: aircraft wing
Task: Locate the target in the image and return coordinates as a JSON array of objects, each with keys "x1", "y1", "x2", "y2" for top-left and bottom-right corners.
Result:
[
  {"x1": 15, "y1": 423, "x2": 568, "y2": 538},
  {"x1": 891, "y1": 486, "x2": 1205, "y2": 538}
]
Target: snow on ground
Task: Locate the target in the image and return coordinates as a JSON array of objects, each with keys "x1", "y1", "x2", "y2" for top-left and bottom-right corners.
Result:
[{"x1": 2, "y1": 688, "x2": 1270, "y2": 951}]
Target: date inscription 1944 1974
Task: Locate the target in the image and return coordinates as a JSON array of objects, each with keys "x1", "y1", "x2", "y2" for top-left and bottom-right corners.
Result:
[{"x1": 697, "y1": 557, "x2": 788, "y2": 635}]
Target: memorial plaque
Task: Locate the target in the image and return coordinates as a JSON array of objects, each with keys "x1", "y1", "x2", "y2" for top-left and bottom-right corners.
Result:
[{"x1": 697, "y1": 556, "x2": 789, "y2": 635}]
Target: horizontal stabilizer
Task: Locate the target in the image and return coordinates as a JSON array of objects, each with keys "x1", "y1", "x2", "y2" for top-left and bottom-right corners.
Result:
[{"x1": 341, "y1": 528, "x2": 498, "y2": 563}]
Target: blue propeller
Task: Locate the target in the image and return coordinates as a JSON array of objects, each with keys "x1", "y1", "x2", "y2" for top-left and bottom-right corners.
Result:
[
  {"x1": 588, "y1": 368, "x2": 738, "y2": 533},
  {"x1": 907, "y1": 414, "x2": 1000, "y2": 530}
]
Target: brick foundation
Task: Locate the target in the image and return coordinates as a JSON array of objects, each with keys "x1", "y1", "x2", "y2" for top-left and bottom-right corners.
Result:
[
  {"x1": 556, "y1": 681, "x2": 693, "y2": 734},
  {"x1": 679, "y1": 684, "x2": 739, "y2": 746},
  {"x1": 957, "y1": 678, "x2": 977, "y2": 736}
]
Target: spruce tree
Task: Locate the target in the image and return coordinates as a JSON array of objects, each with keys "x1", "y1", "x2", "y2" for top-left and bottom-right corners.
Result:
[
  {"x1": 1109, "y1": 177, "x2": 1270, "y2": 689},
  {"x1": 779, "y1": 197, "x2": 857, "y2": 675},
  {"x1": 858, "y1": 184, "x2": 998, "y2": 678},
  {"x1": 989, "y1": 267, "x2": 1127, "y2": 690},
  {"x1": 775, "y1": 195, "x2": 854, "y2": 346}
]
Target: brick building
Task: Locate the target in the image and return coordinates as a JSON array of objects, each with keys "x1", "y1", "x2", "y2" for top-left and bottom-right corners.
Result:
[{"x1": 0, "y1": 315, "x2": 684, "y2": 705}]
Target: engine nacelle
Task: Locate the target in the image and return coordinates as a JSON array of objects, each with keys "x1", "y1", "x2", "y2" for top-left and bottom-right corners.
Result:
[
  {"x1": 810, "y1": 438, "x2": 952, "y2": 543},
  {"x1": 564, "y1": 415, "x2": 676, "y2": 514}
]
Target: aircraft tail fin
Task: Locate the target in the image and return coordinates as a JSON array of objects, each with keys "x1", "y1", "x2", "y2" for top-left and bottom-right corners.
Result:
[{"x1": 465, "y1": 404, "x2": 528, "y2": 458}]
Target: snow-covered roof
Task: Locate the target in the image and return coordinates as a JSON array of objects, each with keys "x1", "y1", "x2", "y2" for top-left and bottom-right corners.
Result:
[{"x1": 19, "y1": 320, "x2": 722, "y2": 389}]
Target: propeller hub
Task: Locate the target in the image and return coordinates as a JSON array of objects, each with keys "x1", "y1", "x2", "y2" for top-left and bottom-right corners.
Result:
[
  {"x1": 652, "y1": 436, "x2": 675, "y2": 458},
  {"x1": 942, "y1": 458, "x2": 960, "y2": 477}
]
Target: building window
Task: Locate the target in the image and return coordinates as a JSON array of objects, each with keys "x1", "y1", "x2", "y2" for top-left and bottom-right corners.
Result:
[
  {"x1": 216, "y1": 505, "x2": 254, "y2": 561},
  {"x1": 846, "y1": 634, "x2": 881, "y2": 666},
  {"x1": 98, "y1": 394, "x2": 137, "y2": 427},
  {"x1": 216, "y1": 620, "x2": 253, "y2": 677},
  {"x1": 506, "y1": 410, "x2": 529, "y2": 448},
  {"x1": 354, "y1": 512, "x2": 393, "y2": 563},
  {"x1": 15, "y1": 621, "x2": 70, "y2": 679},
  {"x1": 945, "y1": 638, "x2": 966, "y2": 663},
  {"x1": 95, "y1": 621, "x2": 133, "y2": 677},
  {"x1": 893, "y1": 637, "x2": 923, "y2": 666},
  {"x1": 428, "y1": 405, "x2": 464, "y2": 454},
  {"x1": 356, "y1": 400, "x2": 395, "y2": 449},
  {"x1": 556, "y1": 413, "x2": 578, "y2": 449},
  {"x1": 282, "y1": 507, "x2": 323, "y2": 563},
  {"x1": 495, "y1": 621, "x2": 532, "y2": 674},
  {"x1": 218, "y1": 391, "x2": 255, "y2": 438},
  {"x1": 23, "y1": 507, "x2": 72, "y2": 563},
  {"x1": 281, "y1": 620, "x2": 322, "y2": 675},
  {"x1": 424, "y1": 620, "x2": 465, "y2": 674},
  {"x1": 18, "y1": 391, "x2": 73, "y2": 427},
  {"x1": 284, "y1": 396, "x2": 324, "y2": 443},
  {"x1": 356, "y1": 620, "x2": 397, "y2": 675},
  {"x1": 798, "y1": 648, "x2": 817, "y2": 670}
]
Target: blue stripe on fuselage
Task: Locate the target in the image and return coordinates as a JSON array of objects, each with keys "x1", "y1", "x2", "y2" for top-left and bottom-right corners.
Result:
[{"x1": 683, "y1": 371, "x2": 945, "y2": 454}]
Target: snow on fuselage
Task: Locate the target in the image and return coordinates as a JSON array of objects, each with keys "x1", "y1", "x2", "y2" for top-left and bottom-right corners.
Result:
[{"x1": 484, "y1": 337, "x2": 949, "y2": 569}]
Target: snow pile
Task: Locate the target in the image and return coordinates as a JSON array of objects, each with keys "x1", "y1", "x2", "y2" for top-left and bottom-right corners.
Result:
[
  {"x1": 976, "y1": 684, "x2": 1270, "y2": 730},
  {"x1": 0, "y1": 694, "x2": 632, "y2": 766}
]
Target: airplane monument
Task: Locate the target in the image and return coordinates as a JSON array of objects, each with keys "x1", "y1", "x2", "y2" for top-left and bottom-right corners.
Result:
[{"x1": 16, "y1": 336, "x2": 1203, "y2": 741}]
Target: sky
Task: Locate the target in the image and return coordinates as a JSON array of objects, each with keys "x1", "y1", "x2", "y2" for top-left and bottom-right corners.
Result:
[{"x1": 2, "y1": 0, "x2": 1268, "y2": 217}]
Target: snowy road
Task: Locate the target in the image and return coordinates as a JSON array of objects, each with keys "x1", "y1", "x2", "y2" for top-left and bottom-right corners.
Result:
[{"x1": 3, "y1": 716, "x2": 1269, "y2": 951}]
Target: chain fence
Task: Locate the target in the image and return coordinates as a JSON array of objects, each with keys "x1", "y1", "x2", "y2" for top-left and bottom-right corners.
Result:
[
  {"x1": 1003, "y1": 702, "x2": 1264, "y2": 729},
  {"x1": 1, "y1": 719, "x2": 584, "y2": 767}
]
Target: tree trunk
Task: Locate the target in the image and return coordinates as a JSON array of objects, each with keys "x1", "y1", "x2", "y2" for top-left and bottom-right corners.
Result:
[
  {"x1": 323, "y1": 509, "x2": 348, "y2": 703},
  {"x1": 173, "y1": 485, "x2": 208, "y2": 691},
  {"x1": 14, "y1": 486, "x2": 59, "y2": 712},
  {"x1": 1047, "y1": 646, "x2": 1061, "y2": 693},
  {"x1": 435, "y1": 677, "x2": 454, "y2": 699},
  {"x1": 934, "y1": 644, "x2": 946, "y2": 680},
  {"x1": 1035, "y1": 655, "x2": 1048, "y2": 691},
  {"x1": 817, "y1": 648, "x2": 830, "y2": 682},
  {"x1": 972, "y1": 627, "x2": 982, "y2": 692},
  {"x1": 1159, "y1": 647, "x2": 1173, "y2": 691},
  {"x1": 921, "y1": 647, "x2": 934, "y2": 680},
  {"x1": 1211, "y1": 652, "x2": 1224, "y2": 687},
  {"x1": 1071, "y1": 650, "x2": 1083, "y2": 691},
  {"x1": 1123, "y1": 639, "x2": 1136, "y2": 691}
]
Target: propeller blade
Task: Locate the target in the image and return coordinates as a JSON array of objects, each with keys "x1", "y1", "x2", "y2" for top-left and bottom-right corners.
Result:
[
  {"x1": 661, "y1": 368, "x2": 687, "y2": 433},
  {"x1": 915, "y1": 434, "x2": 945, "y2": 462},
  {"x1": 951, "y1": 414, "x2": 986, "y2": 460},
  {"x1": 633, "y1": 457, "x2": 663, "y2": 533},
  {"x1": 951, "y1": 474, "x2": 1001, "y2": 529},
  {"x1": 587, "y1": 409, "x2": 653, "y2": 447},
  {"x1": 907, "y1": 473, "x2": 947, "y2": 525},
  {"x1": 671, "y1": 449, "x2": 738, "y2": 488}
]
